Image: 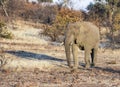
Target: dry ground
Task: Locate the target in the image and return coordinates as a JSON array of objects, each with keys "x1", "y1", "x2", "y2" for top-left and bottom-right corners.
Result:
[{"x1": 0, "y1": 21, "x2": 120, "y2": 87}]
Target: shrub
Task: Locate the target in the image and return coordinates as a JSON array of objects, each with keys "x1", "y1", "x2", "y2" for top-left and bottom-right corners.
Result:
[
  {"x1": 0, "y1": 21, "x2": 5, "y2": 28},
  {"x1": 113, "y1": 11, "x2": 120, "y2": 44},
  {"x1": 113, "y1": 11, "x2": 120, "y2": 31},
  {"x1": 1, "y1": 0, "x2": 58, "y2": 23},
  {"x1": 42, "y1": 8, "x2": 83, "y2": 42},
  {"x1": 6, "y1": 0, "x2": 26, "y2": 17},
  {"x1": 0, "y1": 21, "x2": 14, "y2": 39}
]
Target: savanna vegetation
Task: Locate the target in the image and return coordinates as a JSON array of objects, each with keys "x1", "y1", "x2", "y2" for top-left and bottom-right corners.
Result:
[
  {"x1": 87, "y1": 0, "x2": 120, "y2": 45},
  {"x1": 0, "y1": 1, "x2": 120, "y2": 86},
  {"x1": 0, "y1": 0, "x2": 120, "y2": 46}
]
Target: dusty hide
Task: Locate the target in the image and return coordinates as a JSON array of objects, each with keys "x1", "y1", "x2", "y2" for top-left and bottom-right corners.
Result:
[{"x1": 0, "y1": 56, "x2": 54, "y2": 72}]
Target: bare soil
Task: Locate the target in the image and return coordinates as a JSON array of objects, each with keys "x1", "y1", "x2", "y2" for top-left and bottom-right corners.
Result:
[{"x1": 0, "y1": 21, "x2": 120, "y2": 87}]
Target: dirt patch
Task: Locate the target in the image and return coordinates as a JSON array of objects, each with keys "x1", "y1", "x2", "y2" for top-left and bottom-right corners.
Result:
[{"x1": 0, "y1": 67, "x2": 119, "y2": 87}]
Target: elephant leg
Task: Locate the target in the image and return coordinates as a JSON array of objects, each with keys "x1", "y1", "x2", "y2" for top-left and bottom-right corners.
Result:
[
  {"x1": 92, "y1": 48, "x2": 98, "y2": 67},
  {"x1": 65, "y1": 44, "x2": 72, "y2": 68},
  {"x1": 85, "y1": 48, "x2": 91, "y2": 68},
  {"x1": 91, "y1": 48, "x2": 94, "y2": 67},
  {"x1": 93, "y1": 48, "x2": 98, "y2": 66},
  {"x1": 72, "y1": 44, "x2": 78, "y2": 69}
]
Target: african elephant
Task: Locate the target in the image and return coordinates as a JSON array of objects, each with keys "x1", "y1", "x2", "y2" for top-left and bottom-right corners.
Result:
[{"x1": 64, "y1": 21, "x2": 100, "y2": 69}]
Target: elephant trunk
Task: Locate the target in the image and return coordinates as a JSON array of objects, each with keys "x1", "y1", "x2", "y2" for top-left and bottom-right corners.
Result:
[{"x1": 65, "y1": 39, "x2": 71, "y2": 67}]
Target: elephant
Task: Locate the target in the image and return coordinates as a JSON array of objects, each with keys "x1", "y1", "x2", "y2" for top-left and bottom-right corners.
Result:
[{"x1": 64, "y1": 21, "x2": 100, "y2": 69}]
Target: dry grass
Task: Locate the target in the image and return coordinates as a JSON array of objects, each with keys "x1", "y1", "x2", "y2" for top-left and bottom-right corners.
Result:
[
  {"x1": 0, "y1": 20, "x2": 120, "y2": 87},
  {"x1": 0, "y1": 56, "x2": 54, "y2": 72}
]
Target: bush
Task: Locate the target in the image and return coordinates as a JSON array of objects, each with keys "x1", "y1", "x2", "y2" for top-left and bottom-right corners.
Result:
[
  {"x1": 113, "y1": 11, "x2": 120, "y2": 44},
  {"x1": 87, "y1": 3, "x2": 108, "y2": 26},
  {"x1": 19, "y1": 3, "x2": 58, "y2": 23},
  {"x1": 42, "y1": 8, "x2": 83, "y2": 42},
  {"x1": 6, "y1": 0, "x2": 26, "y2": 17},
  {"x1": 113, "y1": 11, "x2": 120, "y2": 31},
  {"x1": 6, "y1": 0, "x2": 58, "y2": 24},
  {"x1": 0, "y1": 21, "x2": 5, "y2": 28},
  {"x1": 0, "y1": 21, "x2": 14, "y2": 39}
]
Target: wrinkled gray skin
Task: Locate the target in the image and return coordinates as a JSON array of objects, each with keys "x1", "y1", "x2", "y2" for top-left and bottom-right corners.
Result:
[{"x1": 64, "y1": 21, "x2": 100, "y2": 69}]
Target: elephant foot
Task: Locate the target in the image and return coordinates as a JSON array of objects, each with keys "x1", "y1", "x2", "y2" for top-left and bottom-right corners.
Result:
[
  {"x1": 73, "y1": 66, "x2": 78, "y2": 70},
  {"x1": 68, "y1": 64, "x2": 73, "y2": 69},
  {"x1": 71, "y1": 67, "x2": 78, "y2": 73},
  {"x1": 67, "y1": 62, "x2": 73, "y2": 68},
  {"x1": 91, "y1": 63, "x2": 95, "y2": 67}
]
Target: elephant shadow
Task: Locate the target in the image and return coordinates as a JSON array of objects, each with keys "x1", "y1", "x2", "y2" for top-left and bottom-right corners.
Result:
[
  {"x1": 5, "y1": 50, "x2": 120, "y2": 74},
  {"x1": 6, "y1": 50, "x2": 65, "y2": 62},
  {"x1": 94, "y1": 66, "x2": 120, "y2": 74}
]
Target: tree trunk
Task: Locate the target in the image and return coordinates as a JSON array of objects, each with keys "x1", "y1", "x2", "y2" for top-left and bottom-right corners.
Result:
[
  {"x1": 1, "y1": 0, "x2": 9, "y2": 17},
  {"x1": 108, "y1": 9, "x2": 115, "y2": 47}
]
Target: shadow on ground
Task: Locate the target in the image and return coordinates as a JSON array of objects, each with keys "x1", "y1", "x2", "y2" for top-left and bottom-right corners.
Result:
[
  {"x1": 5, "y1": 50, "x2": 120, "y2": 74},
  {"x1": 94, "y1": 67, "x2": 120, "y2": 74},
  {"x1": 6, "y1": 50, "x2": 65, "y2": 62}
]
